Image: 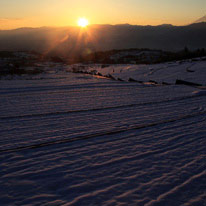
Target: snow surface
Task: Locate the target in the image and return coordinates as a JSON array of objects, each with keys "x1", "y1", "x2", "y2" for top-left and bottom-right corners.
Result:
[
  {"x1": 77, "y1": 59, "x2": 206, "y2": 85},
  {"x1": 0, "y1": 60, "x2": 206, "y2": 206}
]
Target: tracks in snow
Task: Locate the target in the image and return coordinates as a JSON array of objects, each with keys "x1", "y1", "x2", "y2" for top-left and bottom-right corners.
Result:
[
  {"x1": 0, "y1": 91, "x2": 205, "y2": 121},
  {"x1": 0, "y1": 107, "x2": 205, "y2": 154}
]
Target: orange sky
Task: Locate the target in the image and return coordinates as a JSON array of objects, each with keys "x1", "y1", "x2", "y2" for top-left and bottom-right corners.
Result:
[{"x1": 0, "y1": 0, "x2": 205, "y2": 30}]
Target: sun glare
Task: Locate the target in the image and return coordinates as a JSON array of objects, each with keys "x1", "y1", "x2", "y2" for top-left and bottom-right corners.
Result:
[{"x1": 78, "y1": 18, "x2": 89, "y2": 28}]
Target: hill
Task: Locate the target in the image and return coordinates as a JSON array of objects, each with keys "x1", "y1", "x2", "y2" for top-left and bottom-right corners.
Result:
[
  {"x1": 194, "y1": 15, "x2": 206, "y2": 23},
  {"x1": 0, "y1": 23, "x2": 205, "y2": 58}
]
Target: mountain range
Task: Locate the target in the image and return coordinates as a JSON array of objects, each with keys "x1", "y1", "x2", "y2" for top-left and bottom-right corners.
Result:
[
  {"x1": 194, "y1": 15, "x2": 206, "y2": 23},
  {"x1": 0, "y1": 21, "x2": 205, "y2": 57}
]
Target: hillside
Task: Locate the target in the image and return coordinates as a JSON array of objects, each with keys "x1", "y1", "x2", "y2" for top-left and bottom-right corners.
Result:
[
  {"x1": 0, "y1": 23, "x2": 206, "y2": 57},
  {"x1": 1, "y1": 58, "x2": 206, "y2": 205}
]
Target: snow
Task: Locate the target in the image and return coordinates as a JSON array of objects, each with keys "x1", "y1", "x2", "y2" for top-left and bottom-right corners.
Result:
[
  {"x1": 77, "y1": 59, "x2": 206, "y2": 85},
  {"x1": 0, "y1": 59, "x2": 206, "y2": 205}
]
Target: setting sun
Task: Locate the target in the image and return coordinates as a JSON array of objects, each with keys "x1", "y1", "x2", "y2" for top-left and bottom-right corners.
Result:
[{"x1": 77, "y1": 18, "x2": 89, "y2": 27}]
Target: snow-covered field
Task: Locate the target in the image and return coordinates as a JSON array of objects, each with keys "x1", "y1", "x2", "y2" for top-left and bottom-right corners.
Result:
[
  {"x1": 0, "y1": 60, "x2": 206, "y2": 206},
  {"x1": 76, "y1": 59, "x2": 206, "y2": 85}
]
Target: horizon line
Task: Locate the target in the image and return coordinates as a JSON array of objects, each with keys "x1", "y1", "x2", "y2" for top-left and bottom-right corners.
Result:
[{"x1": 1, "y1": 22, "x2": 206, "y2": 31}]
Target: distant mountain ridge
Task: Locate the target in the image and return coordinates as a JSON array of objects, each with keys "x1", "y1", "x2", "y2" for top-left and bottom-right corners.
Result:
[
  {"x1": 0, "y1": 22, "x2": 205, "y2": 57},
  {"x1": 194, "y1": 15, "x2": 206, "y2": 23}
]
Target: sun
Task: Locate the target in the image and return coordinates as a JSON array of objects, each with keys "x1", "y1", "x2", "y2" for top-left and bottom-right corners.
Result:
[{"x1": 78, "y1": 18, "x2": 89, "y2": 28}]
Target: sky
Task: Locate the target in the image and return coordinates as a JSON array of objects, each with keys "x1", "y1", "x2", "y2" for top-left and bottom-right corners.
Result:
[{"x1": 0, "y1": 0, "x2": 205, "y2": 30}]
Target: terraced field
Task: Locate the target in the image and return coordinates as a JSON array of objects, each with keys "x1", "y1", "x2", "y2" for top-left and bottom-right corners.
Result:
[{"x1": 0, "y1": 64, "x2": 206, "y2": 205}]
